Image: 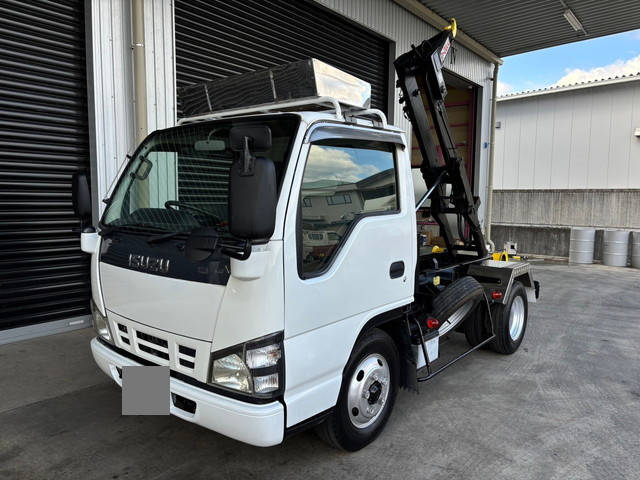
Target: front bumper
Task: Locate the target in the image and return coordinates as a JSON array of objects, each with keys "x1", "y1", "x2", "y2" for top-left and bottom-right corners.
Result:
[{"x1": 91, "y1": 337, "x2": 285, "y2": 447}]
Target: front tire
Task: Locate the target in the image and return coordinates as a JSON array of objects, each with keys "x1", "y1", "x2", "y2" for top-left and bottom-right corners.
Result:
[
  {"x1": 490, "y1": 281, "x2": 528, "y2": 354},
  {"x1": 316, "y1": 328, "x2": 399, "y2": 451}
]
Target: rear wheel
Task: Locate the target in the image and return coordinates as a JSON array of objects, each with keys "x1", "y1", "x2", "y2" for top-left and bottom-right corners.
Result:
[
  {"x1": 431, "y1": 276, "x2": 484, "y2": 335},
  {"x1": 316, "y1": 328, "x2": 399, "y2": 451},
  {"x1": 490, "y1": 281, "x2": 528, "y2": 354}
]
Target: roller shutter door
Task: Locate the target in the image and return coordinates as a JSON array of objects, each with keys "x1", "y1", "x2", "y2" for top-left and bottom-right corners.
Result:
[
  {"x1": 0, "y1": 1, "x2": 90, "y2": 330},
  {"x1": 174, "y1": 0, "x2": 390, "y2": 115}
]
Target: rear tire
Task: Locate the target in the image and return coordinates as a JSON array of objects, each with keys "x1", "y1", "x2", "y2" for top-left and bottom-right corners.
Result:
[
  {"x1": 490, "y1": 281, "x2": 528, "y2": 354},
  {"x1": 431, "y1": 276, "x2": 484, "y2": 334},
  {"x1": 463, "y1": 304, "x2": 488, "y2": 347},
  {"x1": 316, "y1": 328, "x2": 399, "y2": 451}
]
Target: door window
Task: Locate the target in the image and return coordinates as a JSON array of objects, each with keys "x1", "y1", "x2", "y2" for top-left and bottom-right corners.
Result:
[{"x1": 299, "y1": 140, "x2": 398, "y2": 276}]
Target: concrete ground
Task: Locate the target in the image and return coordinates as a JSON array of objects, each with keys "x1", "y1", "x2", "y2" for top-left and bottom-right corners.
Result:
[{"x1": 1, "y1": 263, "x2": 640, "y2": 480}]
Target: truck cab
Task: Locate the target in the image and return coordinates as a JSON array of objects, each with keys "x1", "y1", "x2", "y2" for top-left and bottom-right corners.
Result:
[
  {"x1": 74, "y1": 23, "x2": 538, "y2": 451},
  {"x1": 81, "y1": 104, "x2": 416, "y2": 446}
]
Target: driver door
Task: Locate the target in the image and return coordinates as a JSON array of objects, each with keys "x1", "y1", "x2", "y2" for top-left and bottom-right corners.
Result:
[{"x1": 282, "y1": 128, "x2": 414, "y2": 426}]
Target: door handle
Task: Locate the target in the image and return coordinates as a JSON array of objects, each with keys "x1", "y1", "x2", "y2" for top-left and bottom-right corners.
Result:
[{"x1": 389, "y1": 261, "x2": 405, "y2": 279}]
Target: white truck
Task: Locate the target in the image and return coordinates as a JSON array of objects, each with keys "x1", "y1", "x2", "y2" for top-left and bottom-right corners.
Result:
[{"x1": 73, "y1": 22, "x2": 538, "y2": 451}]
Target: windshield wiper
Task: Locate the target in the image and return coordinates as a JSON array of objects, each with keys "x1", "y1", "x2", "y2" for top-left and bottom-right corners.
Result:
[
  {"x1": 99, "y1": 224, "x2": 166, "y2": 236},
  {"x1": 147, "y1": 231, "x2": 189, "y2": 244}
]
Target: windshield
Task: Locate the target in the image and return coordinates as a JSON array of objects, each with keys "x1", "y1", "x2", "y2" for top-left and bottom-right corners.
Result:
[{"x1": 101, "y1": 115, "x2": 300, "y2": 235}]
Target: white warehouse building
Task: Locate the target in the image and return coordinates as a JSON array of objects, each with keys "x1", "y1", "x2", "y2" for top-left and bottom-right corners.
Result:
[{"x1": 492, "y1": 73, "x2": 640, "y2": 258}]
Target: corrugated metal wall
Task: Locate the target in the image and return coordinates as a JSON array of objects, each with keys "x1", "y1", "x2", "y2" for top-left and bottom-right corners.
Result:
[
  {"x1": 87, "y1": 0, "x2": 134, "y2": 215},
  {"x1": 0, "y1": 0, "x2": 90, "y2": 330},
  {"x1": 494, "y1": 80, "x2": 640, "y2": 190},
  {"x1": 87, "y1": 0, "x2": 175, "y2": 214},
  {"x1": 143, "y1": 0, "x2": 176, "y2": 133},
  {"x1": 316, "y1": 0, "x2": 495, "y2": 225}
]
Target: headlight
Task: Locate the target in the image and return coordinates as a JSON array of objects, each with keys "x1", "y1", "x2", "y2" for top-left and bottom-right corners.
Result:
[
  {"x1": 91, "y1": 300, "x2": 113, "y2": 343},
  {"x1": 212, "y1": 353, "x2": 252, "y2": 393},
  {"x1": 209, "y1": 332, "x2": 284, "y2": 398}
]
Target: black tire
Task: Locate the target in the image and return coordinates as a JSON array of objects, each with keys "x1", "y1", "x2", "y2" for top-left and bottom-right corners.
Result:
[
  {"x1": 490, "y1": 281, "x2": 528, "y2": 354},
  {"x1": 463, "y1": 304, "x2": 488, "y2": 347},
  {"x1": 316, "y1": 328, "x2": 399, "y2": 451},
  {"x1": 431, "y1": 276, "x2": 484, "y2": 330}
]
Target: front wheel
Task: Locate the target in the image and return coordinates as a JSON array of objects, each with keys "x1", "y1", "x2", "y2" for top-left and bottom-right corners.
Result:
[
  {"x1": 316, "y1": 328, "x2": 399, "y2": 451},
  {"x1": 490, "y1": 281, "x2": 528, "y2": 354}
]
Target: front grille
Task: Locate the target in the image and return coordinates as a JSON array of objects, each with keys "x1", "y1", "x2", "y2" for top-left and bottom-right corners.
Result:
[
  {"x1": 135, "y1": 329, "x2": 170, "y2": 362},
  {"x1": 178, "y1": 344, "x2": 196, "y2": 371},
  {"x1": 114, "y1": 322, "x2": 200, "y2": 373},
  {"x1": 117, "y1": 323, "x2": 131, "y2": 345},
  {"x1": 139, "y1": 343, "x2": 170, "y2": 360},
  {"x1": 137, "y1": 331, "x2": 168, "y2": 348}
]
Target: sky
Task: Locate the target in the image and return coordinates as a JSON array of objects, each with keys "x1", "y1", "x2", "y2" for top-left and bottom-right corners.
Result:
[{"x1": 498, "y1": 29, "x2": 640, "y2": 96}]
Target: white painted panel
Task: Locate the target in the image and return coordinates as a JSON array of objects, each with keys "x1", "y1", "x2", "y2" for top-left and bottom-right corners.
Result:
[
  {"x1": 88, "y1": 0, "x2": 175, "y2": 216},
  {"x1": 101, "y1": 263, "x2": 224, "y2": 341},
  {"x1": 496, "y1": 79, "x2": 640, "y2": 190},
  {"x1": 587, "y1": 89, "x2": 612, "y2": 189},
  {"x1": 516, "y1": 98, "x2": 537, "y2": 189},
  {"x1": 568, "y1": 92, "x2": 592, "y2": 188},
  {"x1": 502, "y1": 106, "x2": 521, "y2": 188},
  {"x1": 144, "y1": 0, "x2": 177, "y2": 133},
  {"x1": 89, "y1": 0, "x2": 134, "y2": 211},
  {"x1": 493, "y1": 109, "x2": 506, "y2": 190},
  {"x1": 550, "y1": 93, "x2": 573, "y2": 189},
  {"x1": 608, "y1": 84, "x2": 633, "y2": 188},
  {"x1": 630, "y1": 84, "x2": 640, "y2": 187},
  {"x1": 533, "y1": 97, "x2": 554, "y2": 189},
  {"x1": 282, "y1": 140, "x2": 414, "y2": 426}
]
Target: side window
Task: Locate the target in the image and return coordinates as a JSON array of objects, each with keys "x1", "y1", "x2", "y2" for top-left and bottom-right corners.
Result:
[{"x1": 299, "y1": 140, "x2": 398, "y2": 276}]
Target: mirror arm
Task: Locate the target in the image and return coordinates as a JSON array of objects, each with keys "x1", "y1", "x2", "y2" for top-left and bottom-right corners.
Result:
[
  {"x1": 222, "y1": 239, "x2": 252, "y2": 260},
  {"x1": 240, "y1": 136, "x2": 255, "y2": 176}
]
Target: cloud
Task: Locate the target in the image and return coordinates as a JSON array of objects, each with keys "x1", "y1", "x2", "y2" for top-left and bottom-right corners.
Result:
[
  {"x1": 303, "y1": 146, "x2": 380, "y2": 183},
  {"x1": 553, "y1": 54, "x2": 640, "y2": 86},
  {"x1": 496, "y1": 80, "x2": 514, "y2": 96}
]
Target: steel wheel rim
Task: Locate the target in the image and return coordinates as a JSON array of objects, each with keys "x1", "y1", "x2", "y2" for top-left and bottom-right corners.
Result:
[
  {"x1": 347, "y1": 353, "x2": 390, "y2": 429},
  {"x1": 509, "y1": 296, "x2": 525, "y2": 340}
]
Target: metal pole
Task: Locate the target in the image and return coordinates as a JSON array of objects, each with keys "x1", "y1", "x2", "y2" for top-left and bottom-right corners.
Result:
[
  {"x1": 485, "y1": 62, "x2": 499, "y2": 248},
  {"x1": 132, "y1": 0, "x2": 147, "y2": 145}
]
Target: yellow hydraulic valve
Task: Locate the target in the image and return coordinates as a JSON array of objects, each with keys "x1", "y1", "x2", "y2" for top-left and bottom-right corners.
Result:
[
  {"x1": 492, "y1": 251, "x2": 521, "y2": 262},
  {"x1": 492, "y1": 250, "x2": 509, "y2": 262}
]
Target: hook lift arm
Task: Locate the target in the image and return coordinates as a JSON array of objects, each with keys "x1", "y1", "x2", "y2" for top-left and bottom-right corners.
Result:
[{"x1": 394, "y1": 19, "x2": 487, "y2": 258}]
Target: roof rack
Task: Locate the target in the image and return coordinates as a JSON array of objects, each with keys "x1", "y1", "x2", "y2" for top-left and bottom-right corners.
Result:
[
  {"x1": 178, "y1": 96, "x2": 388, "y2": 128},
  {"x1": 178, "y1": 96, "x2": 342, "y2": 125}
]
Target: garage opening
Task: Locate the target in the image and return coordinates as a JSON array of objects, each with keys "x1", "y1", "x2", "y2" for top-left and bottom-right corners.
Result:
[
  {"x1": 0, "y1": 0, "x2": 91, "y2": 332},
  {"x1": 412, "y1": 71, "x2": 480, "y2": 249}
]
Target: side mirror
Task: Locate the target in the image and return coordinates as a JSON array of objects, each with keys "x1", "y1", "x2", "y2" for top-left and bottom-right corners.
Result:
[
  {"x1": 228, "y1": 156, "x2": 277, "y2": 241},
  {"x1": 72, "y1": 171, "x2": 92, "y2": 222}
]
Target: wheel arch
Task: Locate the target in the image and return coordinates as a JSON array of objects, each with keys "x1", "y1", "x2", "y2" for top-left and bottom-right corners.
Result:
[{"x1": 349, "y1": 306, "x2": 416, "y2": 391}]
